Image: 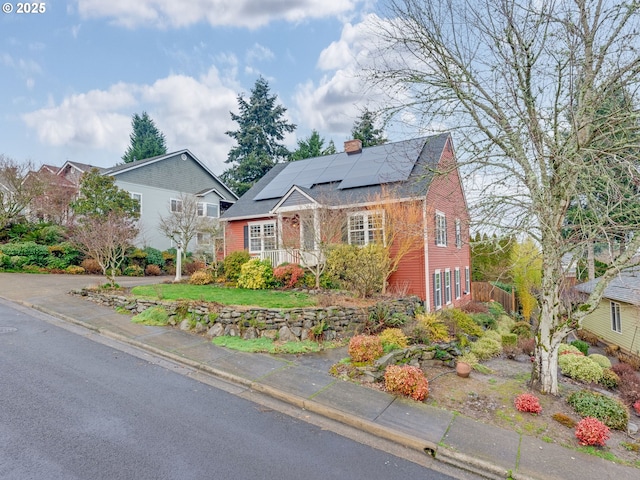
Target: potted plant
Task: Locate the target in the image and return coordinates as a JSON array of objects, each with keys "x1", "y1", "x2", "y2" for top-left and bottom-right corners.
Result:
[{"x1": 456, "y1": 352, "x2": 477, "y2": 378}]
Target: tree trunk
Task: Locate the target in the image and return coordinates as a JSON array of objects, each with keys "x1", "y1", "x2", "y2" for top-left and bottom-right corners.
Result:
[{"x1": 587, "y1": 241, "x2": 595, "y2": 281}]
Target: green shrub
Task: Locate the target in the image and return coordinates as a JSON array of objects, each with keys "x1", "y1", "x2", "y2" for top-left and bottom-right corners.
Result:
[
  {"x1": 470, "y1": 312, "x2": 496, "y2": 330},
  {"x1": 558, "y1": 354, "x2": 603, "y2": 383},
  {"x1": 588, "y1": 353, "x2": 612, "y2": 369},
  {"x1": 501, "y1": 333, "x2": 518, "y2": 347},
  {"x1": 510, "y1": 321, "x2": 532, "y2": 338},
  {"x1": 384, "y1": 365, "x2": 429, "y2": 401},
  {"x1": 0, "y1": 241, "x2": 50, "y2": 267},
  {"x1": 488, "y1": 301, "x2": 506, "y2": 317},
  {"x1": 189, "y1": 270, "x2": 214, "y2": 285},
  {"x1": 223, "y1": 250, "x2": 250, "y2": 282},
  {"x1": 65, "y1": 265, "x2": 85, "y2": 275},
  {"x1": 237, "y1": 259, "x2": 274, "y2": 290},
  {"x1": 558, "y1": 343, "x2": 583, "y2": 355},
  {"x1": 131, "y1": 306, "x2": 169, "y2": 326},
  {"x1": 414, "y1": 312, "x2": 450, "y2": 343},
  {"x1": 379, "y1": 328, "x2": 409, "y2": 351},
  {"x1": 567, "y1": 390, "x2": 629, "y2": 430},
  {"x1": 348, "y1": 334, "x2": 384, "y2": 363},
  {"x1": 439, "y1": 308, "x2": 484, "y2": 338},
  {"x1": 325, "y1": 243, "x2": 387, "y2": 297},
  {"x1": 123, "y1": 265, "x2": 144, "y2": 276},
  {"x1": 599, "y1": 368, "x2": 620, "y2": 390},
  {"x1": 570, "y1": 339, "x2": 589, "y2": 356},
  {"x1": 470, "y1": 336, "x2": 503, "y2": 361},
  {"x1": 143, "y1": 247, "x2": 164, "y2": 267}
]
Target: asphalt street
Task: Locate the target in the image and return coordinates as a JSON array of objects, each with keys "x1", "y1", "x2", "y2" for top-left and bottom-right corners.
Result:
[{"x1": 0, "y1": 300, "x2": 460, "y2": 480}]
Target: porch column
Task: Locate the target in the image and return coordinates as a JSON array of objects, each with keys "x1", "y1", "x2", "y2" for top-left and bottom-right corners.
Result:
[
  {"x1": 277, "y1": 213, "x2": 283, "y2": 250},
  {"x1": 313, "y1": 207, "x2": 320, "y2": 251}
]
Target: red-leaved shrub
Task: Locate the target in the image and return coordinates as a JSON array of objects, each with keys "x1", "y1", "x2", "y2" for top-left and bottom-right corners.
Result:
[
  {"x1": 459, "y1": 301, "x2": 489, "y2": 314},
  {"x1": 145, "y1": 264, "x2": 162, "y2": 276},
  {"x1": 514, "y1": 393, "x2": 542, "y2": 414},
  {"x1": 384, "y1": 365, "x2": 429, "y2": 401},
  {"x1": 273, "y1": 263, "x2": 305, "y2": 289},
  {"x1": 348, "y1": 335, "x2": 383, "y2": 363},
  {"x1": 633, "y1": 399, "x2": 640, "y2": 416},
  {"x1": 81, "y1": 258, "x2": 102, "y2": 274},
  {"x1": 612, "y1": 362, "x2": 636, "y2": 377},
  {"x1": 575, "y1": 417, "x2": 610, "y2": 446},
  {"x1": 618, "y1": 371, "x2": 640, "y2": 406}
]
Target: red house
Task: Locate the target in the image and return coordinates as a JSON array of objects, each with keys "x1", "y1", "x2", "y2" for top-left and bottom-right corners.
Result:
[{"x1": 220, "y1": 134, "x2": 471, "y2": 311}]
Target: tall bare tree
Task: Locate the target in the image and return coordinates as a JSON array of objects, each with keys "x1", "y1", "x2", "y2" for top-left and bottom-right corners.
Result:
[
  {"x1": 158, "y1": 193, "x2": 216, "y2": 254},
  {"x1": 370, "y1": 0, "x2": 640, "y2": 394},
  {"x1": 0, "y1": 156, "x2": 44, "y2": 229}
]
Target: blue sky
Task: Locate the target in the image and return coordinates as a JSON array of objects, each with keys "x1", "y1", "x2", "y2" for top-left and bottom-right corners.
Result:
[{"x1": 0, "y1": 0, "x2": 412, "y2": 173}]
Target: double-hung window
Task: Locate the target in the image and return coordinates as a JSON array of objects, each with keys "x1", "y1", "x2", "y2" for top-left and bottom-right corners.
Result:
[
  {"x1": 435, "y1": 212, "x2": 447, "y2": 246},
  {"x1": 610, "y1": 301, "x2": 621, "y2": 333},
  {"x1": 434, "y1": 270, "x2": 442, "y2": 310},
  {"x1": 465, "y1": 266, "x2": 471, "y2": 294},
  {"x1": 170, "y1": 198, "x2": 183, "y2": 213},
  {"x1": 197, "y1": 202, "x2": 219, "y2": 218},
  {"x1": 129, "y1": 192, "x2": 142, "y2": 214},
  {"x1": 455, "y1": 268, "x2": 461, "y2": 299},
  {"x1": 444, "y1": 269, "x2": 451, "y2": 304},
  {"x1": 249, "y1": 221, "x2": 277, "y2": 254},
  {"x1": 455, "y1": 219, "x2": 462, "y2": 248},
  {"x1": 348, "y1": 211, "x2": 384, "y2": 246}
]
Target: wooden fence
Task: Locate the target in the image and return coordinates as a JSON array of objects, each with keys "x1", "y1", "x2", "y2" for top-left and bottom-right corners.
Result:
[{"x1": 471, "y1": 282, "x2": 518, "y2": 314}]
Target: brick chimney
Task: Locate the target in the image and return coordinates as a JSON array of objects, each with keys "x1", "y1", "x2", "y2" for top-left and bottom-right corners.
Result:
[{"x1": 344, "y1": 139, "x2": 362, "y2": 155}]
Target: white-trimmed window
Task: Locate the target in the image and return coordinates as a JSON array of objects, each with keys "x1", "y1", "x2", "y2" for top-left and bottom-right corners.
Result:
[
  {"x1": 130, "y1": 192, "x2": 142, "y2": 214},
  {"x1": 455, "y1": 268, "x2": 461, "y2": 299},
  {"x1": 434, "y1": 270, "x2": 442, "y2": 310},
  {"x1": 445, "y1": 269, "x2": 451, "y2": 304},
  {"x1": 610, "y1": 301, "x2": 622, "y2": 333},
  {"x1": 170, "y1": 198, "x2": 182, "y2": 213},
  {"x1": 197, "y1": 202, "x2": 219, "y2": 218},
  {"x1": 348, "y1": 211, "x2": 384, "y2": 246},
  {"x1": 465, "y1": 266, "x2": 471, "y2": 294},
  {"x1": 436, "y1": 211, "x2": 447, "y2": 246},
  {"x1": 455, "y1": 219, "x2": 462, "y2": 248},
  {"x1": 196, "y1": 232, "x2": 211, "y2": 245},
  {"x1": 249, "y1": 221, "x2": 277, "y2": 253}
]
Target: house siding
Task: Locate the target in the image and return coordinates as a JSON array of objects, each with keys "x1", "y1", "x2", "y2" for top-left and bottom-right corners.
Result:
[
  {"x1": 113, "y1": 153, "x2": 230, "y2": 195},
  {"x1": 582, "y1": 300, "x2": 640, "y2": 356},
  {"x1": 424, "y1": 141, "x2": 471, "y2": 310},
  {"x1": 280, "y1": 191, "x2": 314, "y2": 208}
]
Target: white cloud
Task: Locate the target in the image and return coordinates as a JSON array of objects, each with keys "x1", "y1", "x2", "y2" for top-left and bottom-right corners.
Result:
[
  {"x1": 76, "y1": 0, "x2": 359, "y2": 29},
  {"x1": 246, "y1": 43, "x2": 275, "y2": 63},
  {"x1": 292, "y1": 14, "x2": 389, "y2": 143},
  {"x1": 21, "y1": 68, "x2": 239, "y2": 171}
]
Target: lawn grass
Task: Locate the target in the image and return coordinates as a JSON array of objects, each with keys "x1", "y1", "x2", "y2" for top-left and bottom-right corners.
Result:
[
  {"x1": 212, "y1": 336, "x2": 323, "y2": 354},
  {"x1": 130, "y1": 284, "x2": 317, "y2": 308}
]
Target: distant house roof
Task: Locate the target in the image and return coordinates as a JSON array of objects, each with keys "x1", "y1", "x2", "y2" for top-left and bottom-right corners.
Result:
[
  {"x1": 103, "y1": 149, "x2": 238, "y2": 200},
  {"x1": 221, "y1": 133, "x2": 451, "y2": 221},
  {"x1": 60, "y1": 161, "x2": 102, "y2": 173},
  {"x1": 575, "y1": 267, "x2": 640, "y2": 305}
]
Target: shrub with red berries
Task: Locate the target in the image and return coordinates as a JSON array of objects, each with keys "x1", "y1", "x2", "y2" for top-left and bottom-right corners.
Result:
[
  {"x1": 574, "y1": 417, "x2": 610, "y2": 446},
  {"x1": 514, "y1": 393, "x2": 542, "y2": 414}
]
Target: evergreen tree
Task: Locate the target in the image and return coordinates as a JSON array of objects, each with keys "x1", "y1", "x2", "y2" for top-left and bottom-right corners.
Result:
[
  {"x1": 350, "y1": 109, "x2": 387, "y2": 147},
  {"x1": 71, "y1": 169, "x2": 140, "y2": 219},
  {"x1": 291, "y1": 130, "x2": 336, "y2": 161},
  {"x1": 222, "y1": 77, "x2": 296, "y2": 195},
  {"x1": 122, "y1": 112, "x2": 167, "y2": 164}
]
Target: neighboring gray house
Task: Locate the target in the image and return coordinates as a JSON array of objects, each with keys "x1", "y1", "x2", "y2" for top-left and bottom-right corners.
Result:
[
  {"x1": 575, "y1": 268, "x2": 640, "y2": 356},
  {"x1": 56, "y1": 151, "x2": 237, "y2": 252},
  {"x1": 102, "y1": 150, "x2": 237, "y2": 252}
]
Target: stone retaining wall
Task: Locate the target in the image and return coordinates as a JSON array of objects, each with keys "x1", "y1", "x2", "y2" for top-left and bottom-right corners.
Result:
[{"x1": 71, "y1": 289, "x2": 423, "y2": 342}]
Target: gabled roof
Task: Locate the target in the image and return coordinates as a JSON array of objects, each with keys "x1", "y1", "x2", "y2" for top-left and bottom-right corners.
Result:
[
  {"x1": 221, "y1": 133, "x2": 451, "y2": 221},
  {"x1": 103, "y1": 149, "x2": 238, "y2": 200},
  {"x1": 58, "y1": 160, "x2": 101, "y2": 174},
  {"x1": 575, "y1": 267, "x2": 640, "y2": 305}
]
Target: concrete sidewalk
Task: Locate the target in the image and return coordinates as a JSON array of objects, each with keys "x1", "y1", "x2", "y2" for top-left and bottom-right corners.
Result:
[{"x1": 0, "y1": 273, "x2": 638, "y2": 480}]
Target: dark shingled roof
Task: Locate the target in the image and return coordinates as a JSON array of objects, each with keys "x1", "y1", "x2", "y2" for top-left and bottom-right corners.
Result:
[
  {"x1": 221, "y1": 133, "x2": 450, "y2": 221},
  {"x1": 575, "y1": 267, "x2": 640, "y2": 306}
]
